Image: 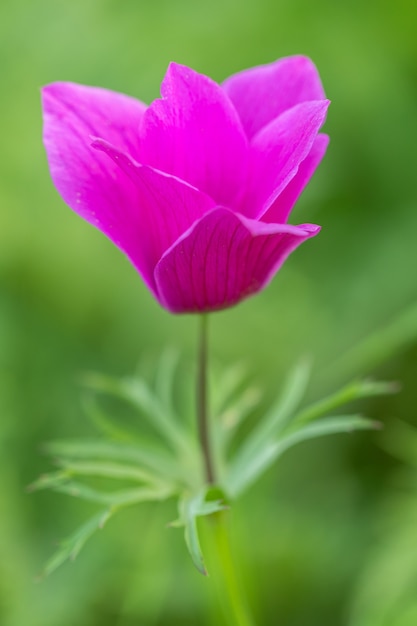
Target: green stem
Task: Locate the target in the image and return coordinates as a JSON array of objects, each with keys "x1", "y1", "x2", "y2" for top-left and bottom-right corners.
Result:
[
  {"x1": 207, "y1": 511, "x2": 255, "y2": 626},
  {"x1": 196, "y1": 316, "x2": 254, "y2": 625},
  {"x1": 197, "y1": 314, "x2": 215, "y2": 484}
]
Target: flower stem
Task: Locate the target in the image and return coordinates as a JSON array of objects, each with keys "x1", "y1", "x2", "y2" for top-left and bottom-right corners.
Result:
[
  {"x1": 197, "y1": 314, "x2": 215, "y2": 484},
  {"x1": 196, "y1": 316, "x2": 254, "y2": 625},
  {"x1": 206, "y1": 511, "x2": 255, "y2": 626}
]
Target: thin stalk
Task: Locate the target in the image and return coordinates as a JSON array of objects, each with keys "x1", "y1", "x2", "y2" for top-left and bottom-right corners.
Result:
[
  {"x1": 197, "y1": 314, "x2": 215, "y2": 484},
  {"x1": 196, "y1": 316, "x2": 254, "y2": 625}
]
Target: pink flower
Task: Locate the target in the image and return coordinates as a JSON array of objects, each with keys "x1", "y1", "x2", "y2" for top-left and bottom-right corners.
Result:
[{"x1": 42, "y1": 56, "x2": 329, "y2": 313}]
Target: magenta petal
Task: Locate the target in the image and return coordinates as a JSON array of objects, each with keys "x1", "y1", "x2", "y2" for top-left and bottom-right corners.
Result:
[
  {"x1": 241, "y1": 100, "x2": 330, "y2": 219},
  {"x1": 42, "y1": 81, "x2": 150, "y2": 265},
  {"x1": 42, "y1": 83, "x2": 146, "y2": 202},
  {"x1": 223, "y1": 55, "x2": 326, "y2": 140},
  {"x1": 262, "y1": 134, "x2": 329, "y2": 224},
  {"x1": 92, "y1": 138, "x2": 216, "y2": 286},
  {"x1": 139, "y1": 63, "x2": 249, "y2": 207},
  {"x1": 154, "y1": 208, "x2": 320, "y2": 313}
]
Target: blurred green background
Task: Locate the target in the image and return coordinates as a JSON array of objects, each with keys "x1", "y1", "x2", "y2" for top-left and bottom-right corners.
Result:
[{"x1": 1, "y1": 0, "x2": 417, "y2": 624}]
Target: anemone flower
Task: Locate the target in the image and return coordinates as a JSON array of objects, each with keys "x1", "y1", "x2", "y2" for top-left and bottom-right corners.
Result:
[{"x1": 42, "y1": 56, "x2": 329, "y2": 313}]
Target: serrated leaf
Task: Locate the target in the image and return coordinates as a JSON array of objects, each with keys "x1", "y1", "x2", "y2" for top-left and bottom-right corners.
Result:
[
  {"x1": 293, "y1": 379, "x2": 399, "y2": 427},
  {"x1": 225, "y1": 415, "x2": 378, "y2": 498},
  {"x1": 41, "y1": 509, "x2": 112, "y2": 578}
]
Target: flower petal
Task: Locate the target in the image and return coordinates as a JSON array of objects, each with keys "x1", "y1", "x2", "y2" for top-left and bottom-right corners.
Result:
[
  {"x1": 42, "y1": 82, "x2": 151, "y2": 275},
  {"x1": 154, "y1": 208, "x2": 320, "y2": 313},
  {"x1": 262, "y1": 134, "x2": 329, "y2": 224},
  {"x1": 241, "y1": 100, "x2": 330, "y2": 220},
  {"x1": 139, "y1": 62, "x2": 249, "y2": 207},
  {"x1": 223, "y1": 55, "x2": 326, "y2": 140},
  {"x1": 42, "y1": 82, "x2": 146, "y2": 210},
  {"x1": 92, "y1": 139, "x2": 216, "y2": 287}
]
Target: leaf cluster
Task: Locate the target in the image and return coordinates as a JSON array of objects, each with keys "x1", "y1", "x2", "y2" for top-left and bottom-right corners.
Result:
[{"x1": 30, "y1": 352, "x2": 396, "y2": 575}]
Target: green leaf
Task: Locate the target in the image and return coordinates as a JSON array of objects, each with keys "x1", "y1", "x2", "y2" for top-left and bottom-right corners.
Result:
[
  {"x1": 276, "y1": 415, "x2": 380, "y2": 451},
  {"x1": 244, "y1": 357, "x2": 311, "y2": 446},
  {"x1": 43, "y1": 439, "x2": 189, "y2": 485},
  {"x1": 211, "y1": 362, "x2": 249, "y2": 416},
  {"x1": 219, "y1": 386, "x2": 262, "y2": 445},
  {"x1": 212, "y1": 384, "x2": 263, "y2": 483},
  {"x1": 82, "y1": 372, "x2": 191, "y2": 454},
  {"x1": 154, "y1": 348, "x2": 180, "y2": 417},
  {"x1": 41, "y1": 508, "x2": 113, "y2": 578},
  {"x1": 183, "y1": 506, "x2": 206, "y2": 575},
  {"x1": 293, "y1": 379, "x2": 399, "y2": 427},
  {"x1": 54, "y1": 459, "x2": 170, "y2": 486},
  {"x1": 177, "y1": 490, "x2": 228, "y2": 575},
  {"x1": 225, "y1": 359, "x2": 311, "y2": 488},
  {"x1": 82, "y1": 393, "x2": 141, "y2": 443},
  {"x1": 50, "y1": 481, "x2": 174, "y2": 506},
  {"x1": 225, "y1": 415, "x2": 378, "y2": 498},
  {"x1": 27, "y1": 471, "x2": 69, "y2": 492},
  {"x1": 35, "y1": 469, "x2": 176, "y2": 578}
]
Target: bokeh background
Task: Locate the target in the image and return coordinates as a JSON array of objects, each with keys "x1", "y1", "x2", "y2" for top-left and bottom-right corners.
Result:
[{"x1": 1, "y1": 0, "x2": 417, "y2": 624}]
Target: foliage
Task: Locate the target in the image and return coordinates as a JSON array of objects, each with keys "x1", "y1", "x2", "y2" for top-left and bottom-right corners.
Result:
[{"x1": 29, "y1": 356, "x2": 394, "y2": 577}]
